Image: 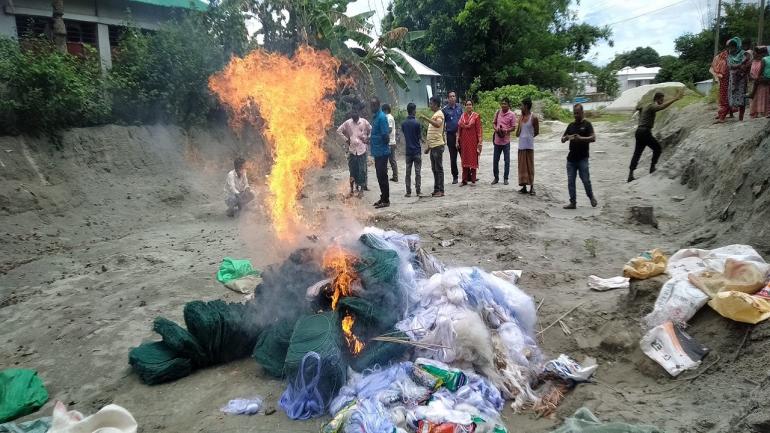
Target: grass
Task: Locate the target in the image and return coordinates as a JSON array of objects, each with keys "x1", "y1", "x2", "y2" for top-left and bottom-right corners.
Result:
[{"x1": 586, "y1": 111, "x2": 632, "y2": 123}]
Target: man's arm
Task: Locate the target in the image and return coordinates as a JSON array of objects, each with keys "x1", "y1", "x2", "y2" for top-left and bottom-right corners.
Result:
[
  {"x1": 380, "y1": 117, "x2": 389, "y2": 145},
  {"x1": 336, "y1": 123, "x2": 349, "y2": 141},
  {"x1": 533, "y1": 116, "x2": 539, "y2": 137},
  {"x1": 573, "y1": 123, "x2": 595, "y2": 143},
  {"x1": 419, "y1": 114, "x2": 443, "y2": 128}
]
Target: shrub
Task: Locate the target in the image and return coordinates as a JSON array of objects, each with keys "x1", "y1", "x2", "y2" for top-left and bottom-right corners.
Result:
[
  {"x1": 0, "y1": 37, "x2": 110, "y2": 136},
  {"x1": 109, "y1": 16, "x2": 225, "y2": 126}
]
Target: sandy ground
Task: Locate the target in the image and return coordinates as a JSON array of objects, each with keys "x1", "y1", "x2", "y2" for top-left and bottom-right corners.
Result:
[{"x1": 2, "y1": 114, "x2": 770, "y2": 432}]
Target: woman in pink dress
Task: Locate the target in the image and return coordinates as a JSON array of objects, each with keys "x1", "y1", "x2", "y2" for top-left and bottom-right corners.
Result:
[
  {"x1": 750, "y1": 46, "x2": 770, "y2": 118},
  {"x1": 457, "y1": 100, "x2": 482, "y2": 186}
]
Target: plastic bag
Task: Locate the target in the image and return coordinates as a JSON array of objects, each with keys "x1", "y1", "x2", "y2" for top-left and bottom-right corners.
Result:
[
  {"x1": 587, "y1": 276, "x2": 629, "y2": 292},
  {"x1": 49, "y1": 401, "x2": 137, "y2": 433},
  {"x1": 414, "y1": 359, "x2": 467, "y2": 392},
  {"x1": 623, "y1": 249, "x2": 667, "y2": 280},
  {"x1": 708, "y1": 291, "x2": 770, "y2": 324},
  {"x1": 642, "y1": 278, "x2": 709, "y2": 329},
  {"x1": 216, "y1": 257, "x2": 260, "y2": 285},
  {"x1": 544, "y1": 355, "x2": 598, "y2": 383},
  {"x1": 640, "y1": 321, "x2": 709, "y2": 376},
  {"x1": 220, "y1": 397, "x2": 263, "y2": 415},
  {"x1": 0, "y1": 369, "x2": 48, "y2": 423}
]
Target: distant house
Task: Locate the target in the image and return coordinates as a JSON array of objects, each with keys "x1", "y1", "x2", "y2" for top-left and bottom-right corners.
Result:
[
  {"x1": 695, "y1": 79, "x2": 714, "y2": 96},
  {"x1": 0, "y1": 0, "x2": 205, "y2": 69},
  {"x1": 616, "y1": 66, "x2": 661, "y2": 93},
  {"x1": 384, "y1": 48, "x2": 441, "y2": 109}
]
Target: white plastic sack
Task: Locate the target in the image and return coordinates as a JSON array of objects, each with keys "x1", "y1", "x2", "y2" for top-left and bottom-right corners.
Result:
[
  {"x1": 643, "y1": 278, "x2": 709, "y2": 329},
  {"x1": 640, "y1": 321, "x2": 709, "y2": 376},
  {"x1": 587, "y1": 276, "x2": 630, "y2": 292}
]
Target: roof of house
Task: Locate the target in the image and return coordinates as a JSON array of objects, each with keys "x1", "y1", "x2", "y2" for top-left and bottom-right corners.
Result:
[
  {"x1": 616, "y1": 66, "x2": 661, "y2": 76},
  {"x1": 130, "y1": 0, "x2": 207, "y2": 10},
  {"x1": 343, "y1": 41, "x2": 440, "y2": 77},
  {"x1": 390, "y1": 48, "x2": 440, "y2": 77}
]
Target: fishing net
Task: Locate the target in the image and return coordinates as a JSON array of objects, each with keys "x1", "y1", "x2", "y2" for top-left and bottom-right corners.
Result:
[
  {"x1": 128, "y1": 300, "x2": 263, "y2": 385},
  {"x1": 128, "y1": 342, "x2": 193, "y2": 385},
  {"x1": 252, "y1": 318, "x2": 297, "y2": 378},
  {"x1": 283, "y1": 313, "x2": 347, "y2": 411}
]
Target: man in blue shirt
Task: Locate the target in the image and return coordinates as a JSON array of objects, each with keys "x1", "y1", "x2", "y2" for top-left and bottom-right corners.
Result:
[
  {"x1": 442, "y1": 91, "x2": 463, "y2": 184},
  {"x1": 401, "y1": 102, "x2": 422, "y2": 197},
  {"x1": 369, "y1": 97, "x2": 391, "y2": 208}
]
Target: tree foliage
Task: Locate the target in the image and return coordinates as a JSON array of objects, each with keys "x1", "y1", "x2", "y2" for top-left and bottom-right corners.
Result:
[
  {"x1": 0, "y1": 37, "x2": 109, "y2": 136},
  {"x1": 595, "y1": 67, "x2": 619, "y2": 98},
  {"x1": 655, "y1": 1, "x2": 769, "y2": 85},
  {"x1": 606, "y1": 46, "x2": 660, "y2": 70},
  {"x1": 383, "y1": 0, "x2": 612, "y2": 91}
]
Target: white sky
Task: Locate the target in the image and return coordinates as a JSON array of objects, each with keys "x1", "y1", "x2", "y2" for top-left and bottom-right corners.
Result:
[{"x1": 346, "y1": 0, "x2": 717, "y2": 66}]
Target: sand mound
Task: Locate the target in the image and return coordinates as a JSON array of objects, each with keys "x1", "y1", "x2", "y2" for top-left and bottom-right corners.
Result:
[{"x1": 606, "y1": 82, "x2": 686, "y2": 111}]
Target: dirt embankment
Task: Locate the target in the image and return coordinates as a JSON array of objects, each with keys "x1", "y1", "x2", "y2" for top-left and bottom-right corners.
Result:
[{"x1": 653, "y1": 103, "x2": 770, "y2": 253}]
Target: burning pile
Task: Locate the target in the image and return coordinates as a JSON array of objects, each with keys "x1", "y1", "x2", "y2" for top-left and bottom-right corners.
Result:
[{"x1": 129, "y1": 227, "x2": 594, "y2": 432}]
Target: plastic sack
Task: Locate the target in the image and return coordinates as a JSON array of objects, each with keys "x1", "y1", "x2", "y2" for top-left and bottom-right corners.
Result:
[
  {"x1": 224, "y1": 274, "x2": 262, "y2": 295},
  {"x1": 688, "y1": 259, "x2": 766, "y2": 298},
  {"x1": 49, "y1": 401, "x2": 137, "y2": 433},
  {"x1": 220, "y1": 397, "x2": 263, "y2": 415},
  {"x1": 640, "y1": 321, "x2": 709, "y2": 376},
  {"x1": 667, "y1": 245, "x2": 769, "y2": 279},
  {"x1": 544, "y1": 355, "x2": 598, "y2": 383},
  {"x1": 642, "y1": 278, "x2": 709, "y2": 329},
  {"x1": 216, "y1": 257, "x2": 260, "y2": 285},
  {"x1": 623, "y1": 249, "x2": 667, "y2": 280},
  {"x1": 0, "y1": 369, "x2": 48, "y2": 423},
  {"x1": 708, "y1": 291, "x2": 770, "y2": 324}
]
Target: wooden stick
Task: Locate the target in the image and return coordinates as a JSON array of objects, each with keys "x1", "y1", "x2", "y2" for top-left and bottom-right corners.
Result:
[
  {"x1": 733, "y1": 325, "x2": 753, "y2": 362},
  {"x1": 537, "y1": 297, "x2": 545, "y2": 312},
  {"x1": 537, "y1": 302, "x2": 586, "y2": 336},
  {"x1": 370, "y1": 337, "x2": 451, "y2": 349}
]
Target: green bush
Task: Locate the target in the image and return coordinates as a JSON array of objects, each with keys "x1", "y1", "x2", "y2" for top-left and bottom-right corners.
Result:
[
  {"x1": 109, "y1": 16, "x2": 225, "y2": 126},
  {"x1": 541, "y1": 99, "x2": 572, "y2": 122},
  {"x1": 474, "y1": 84, "x2": 566, "y2": 139},
  {"x1": 0, "y1": 37, "x2": 110, "y2": 135}
]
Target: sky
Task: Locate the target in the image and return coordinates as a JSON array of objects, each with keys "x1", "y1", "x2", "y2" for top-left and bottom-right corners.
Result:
[{"x1": 347, "y1": 0, "x2": 717, "y2": 66}]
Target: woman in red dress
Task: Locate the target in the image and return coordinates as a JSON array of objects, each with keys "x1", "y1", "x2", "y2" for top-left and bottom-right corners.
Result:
[{"x1": 457, "y1": 100, "x2": 482, "y2": 186}]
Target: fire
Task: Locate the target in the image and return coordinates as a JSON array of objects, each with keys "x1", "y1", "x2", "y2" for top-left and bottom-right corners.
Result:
[
  {"x1": 323, "y1": 244, "x2": 358, "y2": 310},
  {"x1": 341, "y1": 313, "x2": 364, "y2": 356},
  {"x1": 209, "y1": 46, "x2": 340, "y2": 240}
]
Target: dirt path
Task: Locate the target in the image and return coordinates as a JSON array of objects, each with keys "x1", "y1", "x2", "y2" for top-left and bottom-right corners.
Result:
[{"x1": 1, "y1": 118, "x2": 767, "y2": 432}]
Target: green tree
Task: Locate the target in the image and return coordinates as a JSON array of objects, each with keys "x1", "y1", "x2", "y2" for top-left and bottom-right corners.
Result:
[
  {"x1": 596, "y1": 67, "x2": 619, "y2": 98},
  {"x1": 606, "y1": 46, "x2": 660, "y2": 70},
  {"x1": 384, "y1": 0, "x2": 611, "y2": 91}
]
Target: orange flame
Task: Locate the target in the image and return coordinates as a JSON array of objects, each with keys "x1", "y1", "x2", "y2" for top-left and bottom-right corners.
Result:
[
  {"x1": 322, "y1": 244, "x2": 358, "y2": 310},
  {"x1": 342, "y1": 313, "x2": 364, "y2": 356},
  {"x1": 209, "y1": 46, "x2": 340, "y2": 240}
]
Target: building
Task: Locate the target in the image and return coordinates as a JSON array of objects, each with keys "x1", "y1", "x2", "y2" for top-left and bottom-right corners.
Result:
[
  {"x1": 616, "y1": 66, "x2": 661, "y2": 93},
  {"x1": 571, "y1": 72, "x2": 597, "y2": 95},
  {"x1": 0, "y1": 0, "x2": 204, "y2": 69},
  {"x1": 695, "y1": 79, "x2": 714, "y2": 96},
  {"x1": 385, "y1": 48, "x2": 440, "y2": 109}
]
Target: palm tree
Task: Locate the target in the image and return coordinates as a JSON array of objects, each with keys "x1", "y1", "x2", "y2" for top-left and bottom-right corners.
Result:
[{"x1": 52, "y1": 0, "x2": 67, "y2": 53}]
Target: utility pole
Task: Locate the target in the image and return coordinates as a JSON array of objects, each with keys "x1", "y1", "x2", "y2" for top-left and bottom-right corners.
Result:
[
  {"x1": 759, "y1": 0, "x2": 766, "y2": 45},
  {"x1": 714, "y1": 0, "x2": 722, "y2": 56}
]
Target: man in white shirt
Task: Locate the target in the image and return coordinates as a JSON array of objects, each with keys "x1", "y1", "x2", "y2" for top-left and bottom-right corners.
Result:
[
  {"x1": 336, "y1": 112, "x2": 372, "y2": 198},
  {"x1": 383, "y1": 103, "x2": 398, "y2": 182},
  {"x1": 224, "y1": 157, "x2": 254, "y2": 217}
]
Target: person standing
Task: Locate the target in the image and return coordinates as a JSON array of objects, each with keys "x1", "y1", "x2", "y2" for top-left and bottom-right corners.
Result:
[
  {"x1": 717, "y1": 37, "x2": 751, "y2": 123},
  {"x1": 749, "y1": 46, "x2": 770, "y2": 119},
  {"x1": 628, "y1": 90, "x2": 683, "y2": 182},
  {"x1": 382, "y1": 103, "x2": 399, "y2": 182},
  {"x1": 336, "y1": 111, "x2": 372, "y2": 198},
  {"x1": 561, "y1": 104, "x2": 598, "y2": 209},
  {"x1": 711, "y1": 45, "x2": 731, "y2": 121},
  {"x1": 515, "y1": 97, "x2": 539, "y2": 195},
  {"x1": 369, "y1": 97, "x2": 391, "y2": 208},
  {"x1": 401, "y1": 102, "x2": 422, "y2": 197},
  {"x1": 491, "y1": 98, "x2": 517, "y2": 185},
  {"x1": 442, "y1": 91, "x2": 463, "y2": 184},
  {"x1": 420, "y1": 96, "x2": 446, "y2": 197},
  {"x1": 224, "y1": 157, "x2": 254, "y2": 217},
  {"x1": 457, "y1": 99, "x2": 482, "y2": 186}
]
